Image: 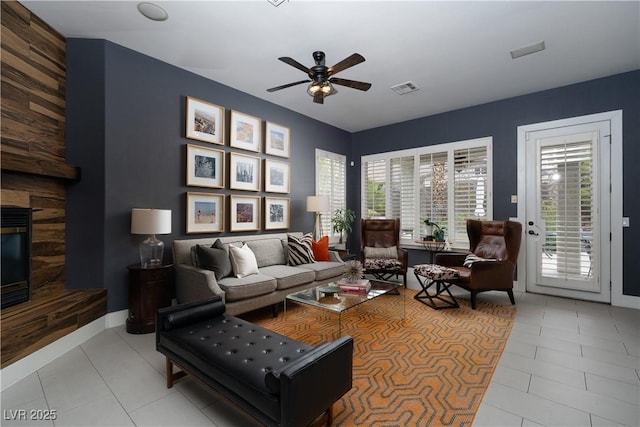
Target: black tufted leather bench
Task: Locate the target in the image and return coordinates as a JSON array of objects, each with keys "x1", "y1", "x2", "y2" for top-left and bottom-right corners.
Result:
[{"x1": 156, "y1": 296, "x2": 353, "y2": 427}]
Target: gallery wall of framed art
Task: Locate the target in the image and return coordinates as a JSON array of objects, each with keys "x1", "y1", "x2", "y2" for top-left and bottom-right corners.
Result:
[{"x1": 183, "y1": 95, "x2": 292, "y2": 233}]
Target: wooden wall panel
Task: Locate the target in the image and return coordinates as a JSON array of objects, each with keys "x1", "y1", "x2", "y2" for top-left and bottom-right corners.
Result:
[{"x1": 1, "y1": 1, "x2": 105, "y2": 368}]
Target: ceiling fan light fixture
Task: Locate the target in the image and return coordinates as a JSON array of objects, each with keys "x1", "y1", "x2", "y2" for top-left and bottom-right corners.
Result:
[{"x1": 307, "y1": 81, "x2": 336, "y2": 97}]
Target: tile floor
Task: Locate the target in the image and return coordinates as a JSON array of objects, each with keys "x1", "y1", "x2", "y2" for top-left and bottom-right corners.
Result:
[{"x1": 1, "y1": 279, "x2": 639, "y2": 427}]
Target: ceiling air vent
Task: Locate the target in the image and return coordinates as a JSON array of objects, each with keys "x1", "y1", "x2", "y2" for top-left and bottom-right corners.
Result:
[{"x1": 391, "y1": 81, "x2": 419, "y2": 95}]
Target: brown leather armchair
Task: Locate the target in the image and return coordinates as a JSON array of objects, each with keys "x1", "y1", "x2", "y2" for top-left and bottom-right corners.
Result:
[
  {"x1": 434, "y1": 219, "x2": 522, "y2": 309},
  {"x1": 360, "y1": 218, "x2": 408, "y2": 286}
]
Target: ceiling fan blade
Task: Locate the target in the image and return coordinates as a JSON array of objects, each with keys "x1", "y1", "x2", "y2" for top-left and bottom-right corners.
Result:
[
  {"x1": 313, "y1": 92, "x2": 324, "y2": 104},
  {"x1": 266, "y1": 80, "x2": 310, "y2": 92},
  {"x1": 278, "y1": 57, "x2": 311, "y2": 74},
  {"x1": 330, "y1": 77, "x2": 372, "y2": 91},
  {"x1": 328, "y1": 53, "x2": 365, "y2": 75}
]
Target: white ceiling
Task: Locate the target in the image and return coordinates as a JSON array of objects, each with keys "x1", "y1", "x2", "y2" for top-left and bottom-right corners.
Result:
[{"x1": 21, "y1": 1, "x2": 640, "y2": 133}]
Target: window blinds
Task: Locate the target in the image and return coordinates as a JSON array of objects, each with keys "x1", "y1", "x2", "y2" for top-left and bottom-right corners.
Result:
[{"x1": 316, "y1": 150, "x2": 346, "y2": 240}]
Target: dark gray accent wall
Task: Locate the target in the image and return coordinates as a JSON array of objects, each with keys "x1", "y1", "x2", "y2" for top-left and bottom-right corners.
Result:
[
  {"x1": 350, "y1": 70, "x2": 640, "y2": 297},
  {"x1": 66, "y1": 39, "x2": 350, "y2": 312}
]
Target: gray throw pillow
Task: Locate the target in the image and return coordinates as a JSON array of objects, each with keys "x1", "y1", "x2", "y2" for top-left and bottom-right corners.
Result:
[{"x1": 196, "y1": 240, "x2": 232, "y2": 280}]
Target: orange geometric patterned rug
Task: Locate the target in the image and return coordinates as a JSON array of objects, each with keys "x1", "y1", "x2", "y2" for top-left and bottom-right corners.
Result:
[{"x1": 242, "y1": 288, "x2": 516, "y2": 427}]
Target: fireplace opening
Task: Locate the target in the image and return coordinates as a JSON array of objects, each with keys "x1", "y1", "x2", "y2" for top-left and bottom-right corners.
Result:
[{"x1": 1, "y1": 207, "x2": 32, "y2": 309}]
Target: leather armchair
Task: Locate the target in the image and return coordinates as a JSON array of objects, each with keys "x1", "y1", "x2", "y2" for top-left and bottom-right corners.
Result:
[
  {"x1": 360, "y1": 218, "x2": 408, "y2": 286},
  {"x1": 435, "y1": 219, "x2": 522, "y2": 309}
]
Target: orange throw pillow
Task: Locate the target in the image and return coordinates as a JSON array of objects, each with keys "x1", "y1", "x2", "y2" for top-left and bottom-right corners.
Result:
[{"x1": 312, "y1": 236, "x2": 330, "y2": 261}]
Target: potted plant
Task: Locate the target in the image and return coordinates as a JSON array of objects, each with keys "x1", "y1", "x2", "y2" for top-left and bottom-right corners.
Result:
[
  {"x1": 332, "y1": 208, "x2": 356, "y2": 249},
  {"x1": 423, "y1": 219, "x2": 446, "y2": 241}
]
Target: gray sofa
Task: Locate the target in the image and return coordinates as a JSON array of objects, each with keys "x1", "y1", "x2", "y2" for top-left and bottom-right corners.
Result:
[{"x1": 172, "y1": 232, "x2": 347, "y2": 315}]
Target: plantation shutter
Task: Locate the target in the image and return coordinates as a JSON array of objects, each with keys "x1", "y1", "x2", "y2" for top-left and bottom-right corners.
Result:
[
  {"x1": 539, "y1": 141, "x2": 594, "y2": 279},
  {"x1": 316, "y1": 150, "x2": 346, "y2": 240},
  {"x1": 389, "y1": 156, "x2": 415, "y2": 239},
  {"x1": 363, "y1": 159, "x2": 387, "y2": 218},
  {"x1": 419, "y1": 152, "x2": 448, "y2": 238},
  {"x1": 453, "y1": 146, "x2": 489, "y2": 243}
]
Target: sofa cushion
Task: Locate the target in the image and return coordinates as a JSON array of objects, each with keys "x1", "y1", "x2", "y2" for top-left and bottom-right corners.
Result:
[
  {"x1": 218, "y1": 274, "x2": 277, "y2": 301},
  {"x1": 288, "y1": 233, "x2": 315, "y2": 266},
  {"x1": 298, "y1": 261, "x2": 347, "y2": 281},
  {"x1": 312, "y1": 236, "x2": 330, "y2": 262},
  {"x1": 196, "y1": 240, "x2": 233, "y2": 280},
  {"x1": 246, "y1": 238, "x2": 287, "y2": 268},
  {"x1": 364, "y1": 246, "x2": 398, "y2": 259},
  {"x1": 259, "y1": 265, "x2": 316, "y2": 290},
  {"x1": 229, "y1": 244, "x2": 259, "y2": 278}
]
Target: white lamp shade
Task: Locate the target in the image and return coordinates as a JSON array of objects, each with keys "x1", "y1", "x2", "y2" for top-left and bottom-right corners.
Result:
[
  {"x1": 131, "y1": 209, "x2": 172, "y2": 235},
  {"x1": 306, "y1": 196, "x2": 329, "y2": 213}
]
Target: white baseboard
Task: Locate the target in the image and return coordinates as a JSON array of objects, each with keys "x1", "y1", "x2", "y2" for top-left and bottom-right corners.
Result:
[{"x1": 0, "y1": 308, "x2": 130, "y2": 392}]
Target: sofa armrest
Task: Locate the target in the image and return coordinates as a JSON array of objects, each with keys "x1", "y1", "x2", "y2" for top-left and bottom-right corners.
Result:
[
  {"x1": 271, "y1": 336, "x2": 353, "y2": 427},
  {"x1": 327, "y1": 250, "x2": 345, "y2": 263},
  {"x1": 174, "y1": 264, "x2": 226, "y2": 304}
]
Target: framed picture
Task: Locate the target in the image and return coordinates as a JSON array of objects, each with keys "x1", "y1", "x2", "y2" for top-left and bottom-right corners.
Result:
[
  {"x1": 185, "y1": 96, "x2": 224, "y2": 145},
  {"x1": 265, "y1": 121, "x2": 290, "y2": 158},
  {"x1": 186, "y1": 144, "x2": 225, "y2": 188},
  {"x1": 230, "y1": 153, "x2": 261, "y2": 191},
  {"x1": 230, "y1": 195, "x2": 260, "y2": 232},
  {"x1": 264, "y1": 159, "x2": 290, "y2": 193},
  {"x1": 186, "y1": 192, "x2": 224, "y2": 233},
  {"x1": 230, "y1": 110, "x2": 261, "y2": 152},
  {"x1": 264, "y1": 197, "x2": 290, "y2": 230}
]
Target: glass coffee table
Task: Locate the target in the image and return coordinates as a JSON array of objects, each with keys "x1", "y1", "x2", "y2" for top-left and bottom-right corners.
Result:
[{"x1": 285, "y1": 280, "x2": 405, "y2": 336}]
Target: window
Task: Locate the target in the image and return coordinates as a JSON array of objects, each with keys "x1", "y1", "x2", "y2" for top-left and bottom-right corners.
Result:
[
  {"x1": 361, "y1": 137, "x2": 492, "y2": 248},
  {"x1": 316, "y1": 149, "x2": 347, "y2": 242}
]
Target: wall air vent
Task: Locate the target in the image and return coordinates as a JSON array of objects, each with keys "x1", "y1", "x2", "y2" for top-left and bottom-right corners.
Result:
[{"x1": 391, "y1": 81, "x2": 419, "y2": 95}]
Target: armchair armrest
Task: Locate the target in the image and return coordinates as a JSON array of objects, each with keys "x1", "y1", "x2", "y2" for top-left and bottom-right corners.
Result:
[
  {"x1": 174, "y1": 264, "x2": 226, "y2": 304},
  {"x1": 328, "y1": 250, "x2": 345, "y2": 263},
  {"x1": 274, "y1": 336, "x2": 354, "y2": 427},
  {"x1": 434, "y1": 252, "x2": 468, "y2": 267},
  {"x1": 469, "y1": 260, "x2": 516, "y2": 289}
]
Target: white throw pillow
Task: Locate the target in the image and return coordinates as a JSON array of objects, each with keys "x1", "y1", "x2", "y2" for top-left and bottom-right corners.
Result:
[
  {"x1": 463, "y1": 253, "x2": 497, "y2": 268},
  {"x1": 364, "y1": 246, "x2": 398, "y2": 259},
  {"x1": 229, "y1": 244, "x2": 259, "y2": 278}
]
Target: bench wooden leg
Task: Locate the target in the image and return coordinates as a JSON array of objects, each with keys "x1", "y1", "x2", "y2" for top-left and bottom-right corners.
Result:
[{"x1": 165, "y1": 357, "x2": 187, "y2": 388}]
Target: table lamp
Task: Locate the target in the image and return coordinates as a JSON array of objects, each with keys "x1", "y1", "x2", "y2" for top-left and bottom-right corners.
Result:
[
  {"x1": 306, "y1": 196, "x2": 329, "y2": 240},
  {"x1": 131, "y1": 208, "x2": 171, "y2": 268}
]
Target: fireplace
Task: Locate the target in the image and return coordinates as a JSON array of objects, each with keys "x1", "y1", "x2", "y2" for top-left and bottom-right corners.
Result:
[{"x1": 1, "y1": 207, "x2": 32, "y2": 309}]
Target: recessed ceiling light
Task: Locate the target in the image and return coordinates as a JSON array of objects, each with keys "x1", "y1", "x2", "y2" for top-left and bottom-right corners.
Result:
[
  {"x1": 137, "y1": 2, "x2": 168, "y2": 22},
  {"x1": 510, "y1": 41, "x2": 546, "y2": 59}
]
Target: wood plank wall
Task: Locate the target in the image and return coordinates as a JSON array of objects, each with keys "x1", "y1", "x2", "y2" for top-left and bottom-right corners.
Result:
[
  {"x1": 1, "y1": 1, "x2": 107, "y2": 369},
  {"x1": 1, "y1": 0, "x2": 67, "y2": 298}
]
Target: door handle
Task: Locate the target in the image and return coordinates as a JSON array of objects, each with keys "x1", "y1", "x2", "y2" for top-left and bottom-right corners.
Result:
[{"x1": 528, "y1": 230, "x2": 539, "y2": 236}]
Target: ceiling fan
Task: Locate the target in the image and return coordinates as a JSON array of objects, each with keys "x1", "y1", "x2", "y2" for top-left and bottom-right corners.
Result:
[{"x1": 267, "y1": 51, "x2": 372, "y2": 104}]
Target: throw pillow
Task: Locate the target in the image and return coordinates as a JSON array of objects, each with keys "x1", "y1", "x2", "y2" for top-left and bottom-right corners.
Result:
[
  {"x1": 196, "y1": 240, "x2": 232, "y2": 280},
  {"x1": 311, "y1": 236, "x2": 330, "y2": 262},
  {"x1": 364, "y1": 246, "x2": 398, "y2": 259},
  {"x1": 287, "y1": 233, "x2": 315, "y2": 266},
  {"x1": 463, "y1": 253, "x2": 496, "y2": 268},
  {"x1": 229, "y1": 243, "x2": 259, "y2": 278}
]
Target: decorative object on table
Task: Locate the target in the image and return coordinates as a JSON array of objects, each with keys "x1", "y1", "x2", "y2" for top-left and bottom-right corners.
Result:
[
  {"x1": 264, "y1": 159, "x2": 290, "y2": 193},
  {"x1": 306, "y1": 195, "x2": 330, "y2": 240},
  {"x1": 331, "y1": 207, "x2": 356, "y2": 249},
  {"x1": 343, "y1": 260, "x2": 365, "y2": 283},
  {"x1": 131, "y1": 208, "x2": 172, "y2": 268},
  {"x1": 264, "y1": 197, "x2": 290, "y2": 230},
  {"x1": 185, "y1": 96, "x2": 224, "y2": 145},
  {"x1": 318, "y1": 285, "x2": 341, "y2": 296},
  {"x1": 186, "y1": 144, "x2": 225, "y2": 188},
  {"x1": 186, "y1": 192, "x2": 224, "y2": 233},
  {"x1": 264, "y1": 121, "x2": 290, "y2": 158},
  {"x1": 337, "y1": 277, "x2": 371, "y2": 293},
  {"x1": 423, "y1": 218, "x2": 446, "y2": 241},
  {"x1": 230, "y1": 195, "x2": 261, "y2": 232},
  {"x1": 230, "y1": 152, "x2": 261, "y2": 191},
  {"x1": 230, "y1": 110, "x2": 261, "y2": 152}
]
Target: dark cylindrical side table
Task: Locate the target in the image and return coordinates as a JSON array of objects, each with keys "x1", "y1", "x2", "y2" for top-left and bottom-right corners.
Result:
[{"x1": 126, "y1": 264, "x2": 173, "y2": 334}]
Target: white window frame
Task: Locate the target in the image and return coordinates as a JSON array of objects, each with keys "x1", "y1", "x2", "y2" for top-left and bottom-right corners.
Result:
[
  {"x1": 315, "y1": 149, "x2": 347, "y2": 244},
  {"x1": 361, "y1": 137, "x2": 493, "y2": 249}
]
